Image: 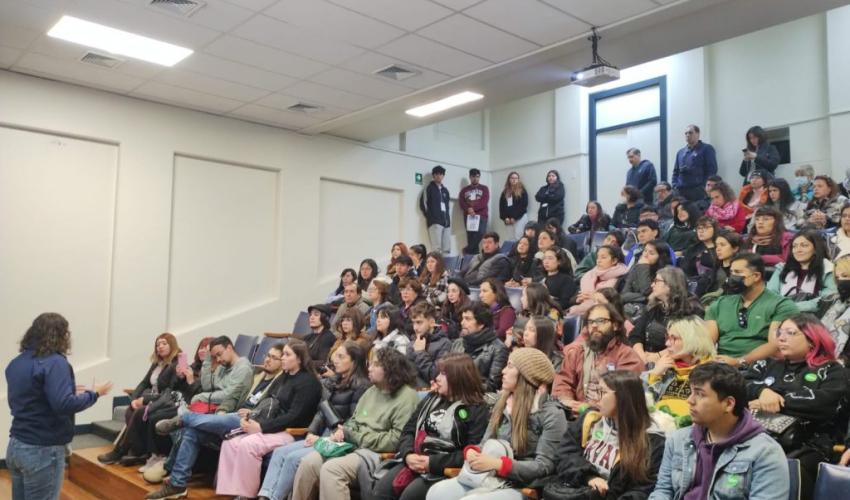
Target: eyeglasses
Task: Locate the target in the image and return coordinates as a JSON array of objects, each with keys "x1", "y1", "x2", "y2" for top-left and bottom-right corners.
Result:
[
  {"x1": 652, "y1": 278, "x2": 666, "y2": 285},
  {"x1": 774, "y1": 328, "x2": 803, "y2": 338},
  {"x1": 737, "y1": 306, "x2": 749, "y2": 329},
  {"x1": 586, "y1": 318, "x2": 612, "y2": 327},
  {"x1": 265, "y1": 353, "x2": 282, "y2": 361}
]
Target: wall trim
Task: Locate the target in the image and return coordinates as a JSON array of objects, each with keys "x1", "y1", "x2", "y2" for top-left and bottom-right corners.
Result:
[{"x1": 490, "y1": 151, "x2": 587, "y2": 172}]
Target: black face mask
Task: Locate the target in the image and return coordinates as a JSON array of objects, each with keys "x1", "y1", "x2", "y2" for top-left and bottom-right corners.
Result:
[
  {"x1": 724, "y1": 275, "x2": 747, "y2": 295},
  {"x1": 838, "y1": 279, "x2": 850, "y2": 301}
]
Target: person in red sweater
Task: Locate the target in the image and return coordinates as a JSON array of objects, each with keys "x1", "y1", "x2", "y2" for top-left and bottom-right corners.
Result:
[{"x1": 459, "y1": 168, "x2": 490, "y2": 255}]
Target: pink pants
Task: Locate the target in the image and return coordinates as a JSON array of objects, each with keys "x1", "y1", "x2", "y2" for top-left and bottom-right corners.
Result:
[{"x1": 215, "y1": 431, "x2": 294, "y2": 497}]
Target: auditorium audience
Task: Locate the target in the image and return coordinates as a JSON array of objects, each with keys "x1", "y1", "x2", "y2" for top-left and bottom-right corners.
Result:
[
  {"x1": 664, "y1": 202, "x2": 698, "y2": 256},
  {"x1": 388, "y1": 242, "x2": 411, "y2": 279},
  {"x1": 679, "y1": 216, "x2": 717, "y2": 278},
  {"x1": 569, "y1": 245, "x2": 629, "y2": 316},
  {"x1": 612, "y1": 185, "x2": 645, "y2": 228},
  {"x1": 408, "y1": 302, "x2": 453, "y2": 388},
  {"x1": 410, "y1": 244, "x2": 427, "y2": 279},
  {"x1": 737, "y1": 169, "x2": 769, "y2": 216},
  {"x1": 522, "y1": 315, "x2": 564, "y2": 372},
  {"x1": 358, "y1": 258, "x2": 379, "y2": 292},
  {"x1": 541, "y1": 247, "x2": 577, "y2": 310},
  {"x1": 419, "y1": 251, "x2": 449, "y2": 309},
  {"x1": 499, "y1": 171, "x2": 530, "y2": 240},
  {"x1": 831, "y1": 204, "x2": 850, "y2": 259},
  {"x1": 371, "y1": 304, "x2": 410, "y2": 356},
  {"x1": 696, "y1": 230, "x2": 742, "y2": 302},
  {"x1": 327, "y1": 268, "x2": 357, "y2": 305},
  {"x1": 366, "y1": 279, "x2": 392, "y2": 331},
  {"x1": 630, "y1": 266, "x2": 698, "y2": 362},
  {"x1": 389, "y1": 255, "x2": 416, "y2": 305},
  {"x1": 461, "y1": 232, "x2": 511, "y2": 286},
  {"x1": 574, "y1": 230, "x2": 625, "y2": 278},
  {"x1": 329, "y1": 309, "x2": 371, "y2": 371},
  {"x1": 333, "y1": 282, "x2": 371, "y2": 329},
  {"x1": 620, "y1": 240, "x2": 674, "y2": 312},
  {"x1": 805, "y1": 174, "x2": 848, "y2": 229},
  {"x1": 450, "y1": 302, "x2": 509, "y2": 393},
  {"x1": 767, "y1": 230, "x2": 836, "y2": 312},
  {"x1": 399, "y1": 278, "x2": 426, "y2": 335},
  {"x1": 505, "y1": 236, "x2": 535, "y2": 285},
  {"x1": 739, "y1": 126, "x2": 781, "y2": 181},
  {"x1": 820, "y1": 254, "x2": 850, "y2": 361},
  {"x1": 535, "y1": 169, "x2": 566, "y2": 225},
  {"x1": 479, "y1": 277, "x2": 517, "y2": 341},
  {"x1": 568, "y1": 200, "x2": 612, "y2": 234},
  {"x1": 426, "y1": 348, "x2": 567, "y2": 500},
  {"x1": 745, "y1": 205, "x2": 792, "y2": 267},
  {"x1": 440, "y1": 278, "x2": 472, "y2": 339},
  {"x1": 672, "y1": 124, "x2": 718, "y2": 203},
  {"x1": 303, "y1": 304, "x2": 337, "y2": 372},
  {"x1": 765, "y1": 178, "x2": 806, "y2": 230},
  {"x1": 706, "y1": 181, "x2": 746, "y2": 233}
]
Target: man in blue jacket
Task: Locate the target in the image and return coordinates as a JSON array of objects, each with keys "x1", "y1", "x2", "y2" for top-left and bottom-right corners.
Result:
[
  {"x1": 420, "y1": 165, "x2": 451, "y2": 254},
  {"x1": 672, "y1": 125, "x2": 718, "y2": 203},
  {"x1": 626, "y1": 147, "x2": 657, "y2": 204}
]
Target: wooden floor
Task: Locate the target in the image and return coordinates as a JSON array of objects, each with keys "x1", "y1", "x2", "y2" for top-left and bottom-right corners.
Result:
[{"x1": 0, "y1": 469, "x2": 99, "y2": 500}]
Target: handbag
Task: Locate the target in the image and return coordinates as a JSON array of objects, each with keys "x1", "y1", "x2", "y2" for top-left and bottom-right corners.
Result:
[
  {"x1": 144, "y1": 389, "x2": 184, "y2": 422},
  {"x1": 457, "y1": 439, "x2": 512, "y2": 490},
  {"x1": 188, "y1": 400, "x2": 219, "y2": 414},
  {"x1": 541, "y1": 481, "x2": 594, "y2": 500},
  {"x1": 751, "y1": 411, "x2": 804, "y2": 451},
  {"x1": 249, "y1": 397, "x2": 280, "y2": 427},
  {"x1": 313, "y1": 437, "x2": 355, "y2": 458},
  {"x1": 318, "y1": 399, "x2": 344, "y2": 429}
]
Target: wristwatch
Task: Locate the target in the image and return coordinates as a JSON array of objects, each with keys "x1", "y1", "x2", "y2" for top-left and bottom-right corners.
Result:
[{"x1": 737, "y1": 357, "x2": 748, "y2": 368}]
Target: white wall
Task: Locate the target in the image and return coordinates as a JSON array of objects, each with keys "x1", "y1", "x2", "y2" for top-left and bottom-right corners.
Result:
[{"x1": 0, "y1": 69, "x2": 483, "y2": 456}]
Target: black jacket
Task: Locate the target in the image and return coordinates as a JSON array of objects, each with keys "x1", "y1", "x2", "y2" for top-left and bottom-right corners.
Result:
[
  {"x1": 544, "y1": 271, "x2": 577, "y2": 310},
  {"x1": 739, "y1": 143, "x2": 781, "y2": 180},
  {"x1": 612, "y1": 202, "x2": 645, "y2": 228},
  {"x1": 678, "y1": 241, "x2": 715, "y2": 278},
  {"x1": 450, "y1": 328, "x2": 509, "y2": 392},
  {"x1": 132, "y1": 359, "x2": 181, "y2": 404},
  {"x1": 420, "y1": 181, "x2": 451, "y2": 227},
  {"x1": 308, "y1": 374, "x2": 370, "y2": 434},
  {"x1": 259, "y1": 369, "x2": 322, "y2": 433},
  {"x1": 568, "y1": 214, "x2": 611, "y2": 234},
  {"x1": 407, "y1": 328, "x2": 453, "y2": 387},
  {"x1": 510, "y1": 254, "x2": 536, "y2": 282},
  {"x1": 499, "y1": 190, "x2": 529, "y2": 221},
  {"x1": 302, "y1": 328, "x2": 336, "y2": 371},
  {"x1": 535, "y1": 182, "x2": 565, "y2": 223}
]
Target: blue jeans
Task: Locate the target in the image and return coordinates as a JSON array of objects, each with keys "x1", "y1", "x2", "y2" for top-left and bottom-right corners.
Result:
[
  {"x1": 6, "y1": 437, "x2": 66, "y2": 500},
  {"x1": 169, "y1": 412, "x2": 241, "y2": 487},
  {"x1": 257, "y1": 440, "x2": 315, "y2": 500}
]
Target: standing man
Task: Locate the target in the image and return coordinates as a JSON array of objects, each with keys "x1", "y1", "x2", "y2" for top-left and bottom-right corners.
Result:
[
  {"x1": 420, "y1": 165, "x2": 451, "y2": 254},
  {"x1": 626, "y1": 148, "x2": 657, "y2": 204},
  {"x1": 672, "y1": 125, "x2": 718, "y2": 203},
  {"x1": 458, "y1": 168, "x2": 489, "y2": 255}
]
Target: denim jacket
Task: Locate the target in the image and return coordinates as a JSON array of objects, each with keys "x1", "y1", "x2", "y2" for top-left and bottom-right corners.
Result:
[{"x1": 648, "y1": 425, "x2": 789, "y2": 500}]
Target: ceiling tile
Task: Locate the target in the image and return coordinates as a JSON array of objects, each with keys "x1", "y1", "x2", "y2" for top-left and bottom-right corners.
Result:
[
  {"x1": 264, "y1": 0, "x2": 405, "y2": 49},
  {"x1": 0, "y1": 23, "x2": 41, "y2": 49},
  {"x1": 0, "y1": 46, "x2": 22, "y2": 68},
  {"x1": 13, "y1": 52, "x2": 144, "y2": 93},
  {"x1": 27, "y1": 35, "x2": 165, "y2": 79},
  {"x1": 179, "y1": 52, "x2": 296, "y2": 91},
  {"x1": 232, "y1": 15, "x2": 365, "y2": 65},
  {"x1": 229, "y1": 103, "x2": 324, "y2": 130},
  {"x1": 281, "y1": 81, "x2": 380, "y2": 111},
  {"x1": 328, "y1": 0, "x2": 453, "y2": 31},
  {"x1": 155, "y1": 68, "x2": 271, "y2": 101},
  {"x1": 430, "y1": 0, "x2": 486, "y2": 10},
  {"x1": 339, "y1": 51, "x2": 452, "y2": 89},
  {"x1": 205, "y1": 35, "x2": 328, "y2": 79},
  {"x1": 465, "y1": 0, "x2": 589, "y2": 45},
  {"x1": 376, "y1": 34, "x2": 490, "y2": 76},
  {"x1": 541, "y1": 0, "x2": 658, "y2": 26},
  {"x1": 132, "y1": 81, "x2": 244, "y2": 113},
  {"x1": 219, "y1": 0, "x2": 278, "y2": 11},
  {"x1": 168, "y1": 0, "x2": 256, "y2": 32},
  {"x1": 253, "y1": 93, "x2": 347, "y2": 119},
  {"x1": 417, "y1": 14, "x2": 539, "y2": 62},
  {"x1": 310, "y1": 68, "x2": 411, "y2": 100}
]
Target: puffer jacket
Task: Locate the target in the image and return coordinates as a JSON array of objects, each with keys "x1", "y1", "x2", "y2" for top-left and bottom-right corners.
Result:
[
  {"x1": 450, "y1": 328, "x2": 509, "y2": 392},
  {"x1": 407, "y1": 328, "x2": 453, "y2": 387},
  {"x1": 308, "y1": 374, "x2": 371, "y2": 435},
  {"x1": 462, "y1": 252, "x2": 511, "y2": 286}
]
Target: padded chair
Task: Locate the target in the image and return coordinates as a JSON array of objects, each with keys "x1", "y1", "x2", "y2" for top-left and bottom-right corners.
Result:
[
  {"x1": 233, "y1": 334, "x2": 258, "y2": 359},
  {"x1": 251, "y1": 335, "x2": 283, "y2": 365},
  {"x1": 590, "y1": 230, "x2": 609, "y2": 250},
  {"x1": 443, "y1": 255, "x2": 460, "y2": 273},
  {"x1": 567, "y1": 232, "x2": 588, "y2": 260},
  {"x1": 814, "y1": 462, "x2": 850, "y2": 500},
  {"x1": 787, "y1": 458, "x2": 800, "y2": 500},
  {"x1": 562, "y1": 315, "x2": 582, "y2": 345},
  {"x1": 291, "y1": 310, "x2": 310, "y2": 335},
  {"x1": 499, "y1": 240, "x2": 515, "y2": 255},
  {"x1": 459, "y1": 254, "x2": 474, "y2": 274},
  {"x1": 506, "y1": 286, "x2": 523, "y2": 313},
  {"x1": 469, "y1": 287, "x2": 481, "y2": 302}
]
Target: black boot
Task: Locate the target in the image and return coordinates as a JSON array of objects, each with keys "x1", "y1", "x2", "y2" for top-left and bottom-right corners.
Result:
[{"x1": 97, "y1": 446, "x2": 126, "y2": 465}]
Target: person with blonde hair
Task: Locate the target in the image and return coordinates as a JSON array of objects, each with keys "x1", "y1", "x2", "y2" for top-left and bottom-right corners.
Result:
[{"x1": 819, "y1": 254, "x2": 850, "y2": 362}]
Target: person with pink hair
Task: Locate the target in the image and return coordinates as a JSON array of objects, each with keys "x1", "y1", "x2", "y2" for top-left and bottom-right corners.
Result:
[{"x1": 743, "y1": 313, "x2": 846, "y2": 499}]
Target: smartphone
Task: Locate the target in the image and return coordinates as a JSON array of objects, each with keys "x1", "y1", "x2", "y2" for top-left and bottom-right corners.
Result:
[{"x1": 177, "y1": 352, "x2": 188, "y2": 372}]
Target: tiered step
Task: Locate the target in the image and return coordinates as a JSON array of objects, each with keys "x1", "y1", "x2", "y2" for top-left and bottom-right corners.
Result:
[{"x1": 68, "y1": 445, "x2": 227, "y2": 499}]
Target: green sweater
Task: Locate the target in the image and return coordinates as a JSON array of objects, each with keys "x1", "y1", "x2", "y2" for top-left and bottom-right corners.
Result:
[{"x1": 343, "y1": 385, "x2": 419, "y2": 452}]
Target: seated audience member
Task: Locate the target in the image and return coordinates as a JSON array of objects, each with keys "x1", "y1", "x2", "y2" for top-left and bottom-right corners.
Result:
[
  {"x1": 643, "y1": 316, "x2": 715, "y2": 421},
  {"x1": 693, "y1": 175, "x2": 724, "y2": 213},
  {"x1": 544, "y1": 217, "x2": 580, "y2": 259},
  {"x1": 358, "y1": 258, "x2": 379, "y2": 293},
  {"x1": 541, "y1": 247, "x2": 577, "y2": 310},
  {"x1": 650, "y1": 363, "x2": 790, "y2": 500},
  {"x1": 389, "y1": 255, "x2": 416, "y2": 305},
  {"x1": 592, "y1": 287, "x2": 635, "y2": 335},
  {"x1": 372, "y1": 353, "x2": 490, "y2": 500},
  {"x1": 408, "y1": 302, "x2": 453, "y2": 387},
  {"x1": 695, "y1": 230, "x2": 742, "y2": 302},
  {"x1": 289, "y1": 348, "x2": 419, "y2": 500},
  {"x1": 366, "y1": 278, "x2": 392, "y2": 331},
  {"x1": 630, "y1": 266, "x2": 697, "y2": 362},
  {"x1": 624, "y1": 219, "x2": 676, "y2": 266},
  {"x1": 639, "y1": 205, "x2": 660, "y2": 223},
  {"x1": 553, "y1": 303, "x2": 644, "y2": 412},
  {"x1": 426, "y1": 349, "x2": 567, "y2": 500},
  {"x1": 744, "y1": 314, "x2": 846, "y2": 499},
  {"x1": 793, "y1": 164, "x2": 815, "y2": 202},
  {"x1": 679, "y1": 216, "x2": 717, "y2": 278},
  {"x1": 831, "y1": 203, "x2": 850, "y2": 259},
  {"x1": 461, "y1": 232, "x2": 511, "y2": 286},
  {"x1": 479, "y1": 277, "x2": 517, "y2": 341},
  {"x1": 97, "y1": 333, "x2": 185, "y2": 467},
  {"x1": 612, "y1": 185, "x2": 645, "y2": 228},
  {"x1": 737, "y1": 170, "x2": 769, "y2": 217},
  {"x1": 333, "y1": 282, "x2": 371, "y2": 329},
  {"x1": 765, "y1": 178, "x2": 806, "y2": 231},
  {"x1": 399, "y1": 277, "x2": 426, "y2": 335},
  {"x1": 189, "y1": 335, "x2": 254, "y2": 414},
  {"x1": 371, "y1": 304, "x2": 410, "y2": 356},
  {"x1": 506, "y1": 236, "x2": 536, "y2": 285},
  {"x1": 440, "y1": 278, "x2": 471, "y2": 340},
  {"x1": 548, "y1": 371, "x2": 665, "y2": 499},
  {"x1": 327, "y1": 268, "x2": 357, "y2": 306},
  {"x1": 450, "y1": 302, "x2": 509, "y2": 393},
  {"x1": 302, "y1": 304, "x2": 337, "y2": 372},
  {"x1": 568, "y1": 200, "x2": 612, "y2": 234},
  {"x1": 807, "y1": 174, "x2": 850, "y2": 229},
  {"x1": 574, "y1": 230, "x2": 625, "y2": 278},
  {"x1": 820, "y1": 254, "x2": 850, "y2": 361},
  {"x1": 534, "y1": 229, "x2": 576, "y2": 278},
  {"x1": 410, "y1": 244, "x2": 427, "y2": 278},
  {"x1": 523, "y1": 221, "x2": 539, "y2": 244},
  {"x1": 569, "y1": 245, "x2": 629, "y2": 316},
  {"x1": 145, "y1": 339, "x2": 303, "y2": 500},
  {"x1": 767, "y1": 230, "x2": 836, "y2": 312},
  {"x1": 620, "y1": 240, "x2": 674, "y2": 311},
  {"x1": 665, "y1": 202, "x2": 698, "y2": 256},
  {"x1": 654, "y1": 182, "x2": 675, "y2": 218},
  {"x1": 388, "y1": 242, "x2": 411, "y2": 279},
  {"x1": 706, "y1": 181, "x2": 747, "y2": 233},
  {"x1": 214, "y1": 341, "x2": 322, "y2": 499},
  {"x1": 328, "y1": 309, "x2": 371, "y2": 368},
  {"x1": 522, "y1": 315, "x2": 563, "y2": 371},
  {"x1": 520, "y1": 282, "x2": 563, "y2": 324},
  {"x1": 705, "y1": 253, "x2": 799, "y2": 367},
  {"x1": 258, "y1": 341, "x2": 370, "y2": 500},
  {"x1": 419, "y1": 251, "x2": 449, "y2": 309},
  {"x1": 745, "y1": 206, "x2": 792, "y2": 268}
]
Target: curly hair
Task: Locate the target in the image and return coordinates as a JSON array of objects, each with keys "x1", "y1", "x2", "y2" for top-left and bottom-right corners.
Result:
[
  {"x1": 19, "y1": 312, "x2": 71, "y2": 357},
  {"x1": 372, "y1": 347, "x2": 416, "y2": 395}
]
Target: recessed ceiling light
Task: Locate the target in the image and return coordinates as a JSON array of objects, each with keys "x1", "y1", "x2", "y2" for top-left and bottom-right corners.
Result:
[
  {"x1": 47, "y1": 15, "x2": 193, "y2": 67},
  {"x1": 405, "y1": 91, "x2": 483, "y2": 118}
]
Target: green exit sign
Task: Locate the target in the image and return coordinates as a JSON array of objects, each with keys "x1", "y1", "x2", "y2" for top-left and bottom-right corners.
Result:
[{"x1": 415, "y1": 172, "x2": 423, "y2": 185}]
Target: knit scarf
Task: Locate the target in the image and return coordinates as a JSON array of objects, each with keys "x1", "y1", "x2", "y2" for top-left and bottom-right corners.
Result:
[
  {"x1": 462, "y1": 329, "x2": 496, "y2": 354},
  {"x1": 706, "y1": 201, "x2": 738, "y2": 221}
]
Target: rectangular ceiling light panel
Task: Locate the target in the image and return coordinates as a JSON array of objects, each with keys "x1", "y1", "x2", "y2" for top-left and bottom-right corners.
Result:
[
  {"x1": 405, "y1": 91, "x2": 483, "y2": 117},
  {"x1": 48, "y1": 15, "x2": 193, "y2": 66}
]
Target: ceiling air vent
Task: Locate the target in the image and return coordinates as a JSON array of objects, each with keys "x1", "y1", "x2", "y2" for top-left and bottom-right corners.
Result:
[
  {"x1": 374, "y1": 64, "x2": 419, "y2": 81},
  {"x1": 80, "y1": 51, "x2": 124, "y2": 68},
  {"x1": 148, "y1": 0, "x2": 206, "y2": 17},
  {"x1": 287, "y1": 103, "x2": 322, "y2": 113}
]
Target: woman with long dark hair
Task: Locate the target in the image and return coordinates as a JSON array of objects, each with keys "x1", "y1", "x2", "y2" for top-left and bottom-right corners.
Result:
[
  {"x1": 419, "y1": 251, "x2": 449, "y2": 309},
  {"x1": 358, "y1": 259, "x2": 379, "y2": 292},
  {"x1": 629, "y1": 266, "x2": 698, "y2": 362},
  {"x1": 541, "y1": 247, "x2": 577, "y2": 310},
  {"x1": 664, "y1": 202, "x2": 698, "y2": 256},
  {"x1": 328, "y1": 268, "x2": 357, "y2": 305},
  {"x1": 765, "y1": 178, "x2": 805, "y2": 230},
  {"x1": 546, "y1": 370, "x2": 665, "y2": 499},
  {"x1": 746, "y1": 205, "x2": 793, "y2": 267},
  {"x1": 410, "y1": 244, "x2": 427, "y2": 278},
  {"x1": 568, "y1": 201, "x2": 611, "y2": 234},
  {"x1": 805, "y1": 175, "x2": 848, "y2": 229},
  {"x1": 612, "y1": 185, "x2": 644, "y2": 228},
  {"x1": 366, "y1": 279, "x2": 392, "y2": 331},
  {"x1": 440, "y1": 278, "x2": 471, "y2": 340},
  {"x1": 766, "y1": 230, "x2": 836, "y2": 312},
  {"x1": 696, "y1": 230, "x2": 743, "y2": 302},
  {"x1": 371, "y1": 304, "x2": 411, "y2": 356},
  {"x1": 500, "y1": 171, "x2": 530, "y2": 240},
  {"x1": 506, "y1": 236, "x2": 535, "y2": 286},
  {"x1": 706, "y1": 181, "x2": 746, "y2": 233},
  {"x1": 522, "y1": 316, "x2": 563, "y2": 371},
  {"x1": 739, "y1": 125, "x2": 781, "y2": 182},
  {"x1": 479, "y1": 277, "x2": 517, "y2": 342},
  {"x1": 678, "y1": 216, "x2": 717, "y2": 278},
  {"x1": 569, "y1": 245, "x2": 628, "y2": 316},
  {"x1": 535, "y1": 169, "x2": 566, "y2": 225},
  {"x1": 620, "y1": 240, "x2": 674, "y2": 311}
]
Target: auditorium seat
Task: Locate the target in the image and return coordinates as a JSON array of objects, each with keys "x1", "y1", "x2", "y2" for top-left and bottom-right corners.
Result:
[
  {"x1": 233, "y1": 334, "x2": 258, "y2": 359},
  {"x1": 567, "y1": 232, "x2": 588, "y2": 260},
  {"x1": 499, "y1": 240, "x2": 515, "y2": 255},
  {"x1": 292, "y1": 310, "x2": 310, "y2": 335},
  {"x1": 562, "y1": 315, "x2": 581, "y2": 345},
  {"x1": 443, "y1": 255, "x2": 460, "y2": 274},
  {"x1": 506, "y1": 286, "x2": 523, "y2": 313},
  {"x1": 814, "y1": 462, "x2": 850, "y2": 500},
  {"x1": 469, "y1": 287, "x2": 480, "y2": 302},
  {"x1": 251, "y1": 336, "x2": 283, "y2": 365},
  {"x1": 787, "y1": 458, "x2": 800, "y2": 500}
]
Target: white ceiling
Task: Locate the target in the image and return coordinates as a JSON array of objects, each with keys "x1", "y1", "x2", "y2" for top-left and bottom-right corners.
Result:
[{"x1": 0, "y1": 0, "x2": 847, "y2": 141}]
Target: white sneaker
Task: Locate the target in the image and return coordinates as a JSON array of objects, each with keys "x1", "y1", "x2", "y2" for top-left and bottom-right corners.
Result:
[{"x1": 139, "y1": 454, "x2": 164, "y2": 473}]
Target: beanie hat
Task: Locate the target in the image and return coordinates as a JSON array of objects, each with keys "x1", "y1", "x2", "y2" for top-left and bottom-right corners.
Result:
[{"x1": 509, "y1": 348, "x2": 555, "y2": 387}]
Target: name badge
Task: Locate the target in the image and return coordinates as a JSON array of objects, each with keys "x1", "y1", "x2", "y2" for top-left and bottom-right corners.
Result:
[
  {"x1": 506, "y1": 196, "x2": 513, "y2": 207},
  {"x1": 607, "y1": 363, "x2": 616, "y2": 372},
  {"x1": 541, "y1": 203, "x2": 548, "y2": 208},
  {"x1": 440, "y1": 202, "x2": 447, "y2": 212}
]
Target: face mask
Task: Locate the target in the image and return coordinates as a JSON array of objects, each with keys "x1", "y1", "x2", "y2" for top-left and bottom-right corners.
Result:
[
  {"x1": 795, "y1": 176, "x2": 809, "y2": 188},
  {"x1": 838, "y1": 279, "x2": 850, "y2": 301},
  {"x1": 724, "y1": 275, "x2": 747, "y2": 295}
]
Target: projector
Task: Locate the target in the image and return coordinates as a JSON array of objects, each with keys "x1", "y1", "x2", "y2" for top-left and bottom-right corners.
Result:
[{"x1": 571, "y1": 63, "x2": 620, "y2": 87}]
